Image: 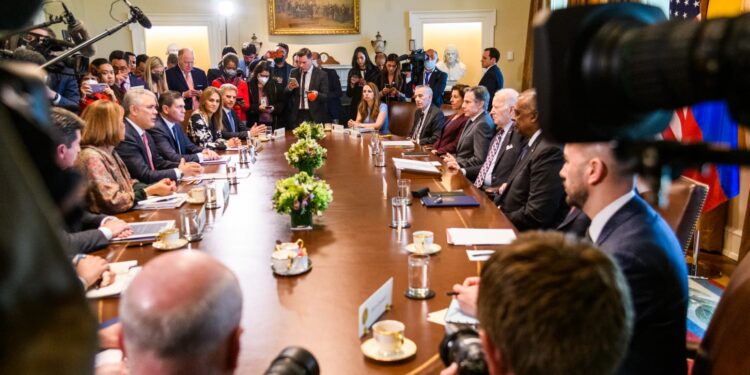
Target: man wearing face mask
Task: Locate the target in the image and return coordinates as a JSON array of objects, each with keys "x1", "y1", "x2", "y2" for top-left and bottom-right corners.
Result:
[
  {"x1": 405, "y1": 49, "x2": 447, "y2": 107},
  {"x1": 312, "y1": 51, "x2": 343, "y2": 124},
  {"x1": 211, "y1": 53, "x2": 251, "y2": 125}
]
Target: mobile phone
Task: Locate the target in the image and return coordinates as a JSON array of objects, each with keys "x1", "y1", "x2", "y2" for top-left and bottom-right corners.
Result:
[
  {"x1": 91, "y1": 83, "x2": 108, "y2": 94},
  {"x1": 289, "y1": 77, "x2": 298, "y2": 86},
  {"x1": 266, "y1": 106, "x2": 274, "y2": 112}
]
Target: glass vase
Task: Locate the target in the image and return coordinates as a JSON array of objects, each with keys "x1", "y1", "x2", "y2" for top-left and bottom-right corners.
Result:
[{"x1": 290, "y1": 209, "x2": 313, "y2": 230}]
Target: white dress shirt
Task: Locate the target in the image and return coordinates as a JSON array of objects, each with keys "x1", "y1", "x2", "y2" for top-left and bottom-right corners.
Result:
[
  {"x1": 162, "y1": 115, "x2": 203, "y2": 162},
  {"x1": 127, "y1": 118, "x2": 181, "y2": 178}
]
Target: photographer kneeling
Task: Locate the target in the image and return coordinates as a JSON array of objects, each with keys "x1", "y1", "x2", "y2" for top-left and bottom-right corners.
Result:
[{"x1": 443, "y1": 232, "x2": 633, "y2": 375}]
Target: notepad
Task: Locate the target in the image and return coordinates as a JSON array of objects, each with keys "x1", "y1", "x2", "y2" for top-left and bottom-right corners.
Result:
[
  {"x1": 111, "y1": 220, "x2": 175, "y2": 242},
  {"x1": 381, "y1": 140, "x2": 415, "y2": 147},
  {"x1": 86, "y1": 261, "x2": 140, "y2": 299},
  {"x1": 392, "y1": 158, "x2": 441, "y2": 175},
  {"x1": 200, "y1": 155, "x2": 230, "y2": 165},
  {"x1": 134, "y1": 194, "x2": 187, "y2": 210},
  {"x1": 446, "y1": 228, "x2": 516, "y2": 245}
]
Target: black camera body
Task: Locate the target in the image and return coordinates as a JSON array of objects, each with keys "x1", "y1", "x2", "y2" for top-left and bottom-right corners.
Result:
[
  {"x1": 264, "y1": 346, "x2": 320, "y2": 375},
  {"x1": 439, "y1": 323, "x2": 488, "y2": 375},
  {"x1": 398, "y1": 48, "x2": 427, "y2": 73}
]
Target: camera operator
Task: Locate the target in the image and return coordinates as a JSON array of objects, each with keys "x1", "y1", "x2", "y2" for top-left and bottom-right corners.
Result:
[
  {"x1": 21, "y1": 27, "x2": 81, "y2": 113},
  {"x1": 442, "y1": 231, "x2": 633, "y2": 375},
  {"x1": 404, "y1": 49, "x2": 447, "y2": 107}
]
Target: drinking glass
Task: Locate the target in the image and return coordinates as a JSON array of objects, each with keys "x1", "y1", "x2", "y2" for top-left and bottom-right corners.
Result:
[
  {"x1": 180, "y1": 208, "x2": 203, "y2": 241},
  {"x1": 397, "y1": 179, "x2": 411, "y2": 205},
  {"x1": 227, "y1": 163, "x2": 237, "y2": 185},
  {"x1": 390, "y1": 197, "x2": 411, "y2": 228},
  {"x1": 406, "y1": 254, "x2": 433, "y2": 299}
]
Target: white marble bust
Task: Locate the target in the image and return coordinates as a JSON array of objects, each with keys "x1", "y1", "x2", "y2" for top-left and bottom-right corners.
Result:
[{"x1": 436, "y1": 45, "x2": 466, "y2": 81}]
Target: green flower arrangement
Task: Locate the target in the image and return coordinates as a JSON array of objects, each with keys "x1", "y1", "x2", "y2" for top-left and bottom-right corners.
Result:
[
  {"x1": 293, "y1": 121, "x2": 325, "y2": 141},
  {"x1": 285, "y1": 138, "x2": 327, "y2": 175},
  {"x1": 272, "y1": 172, "x2": 334, "y2": 216}
]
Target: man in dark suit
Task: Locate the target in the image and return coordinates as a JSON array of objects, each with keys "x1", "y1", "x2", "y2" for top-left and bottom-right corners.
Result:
[
  {"x1": 149, "y1": 91, "x2": 221, "y2": 163},
  {"x1": 409, "y1": 85, "x2": 445, "y2": 145},
  {"x1": 465, "y1": 88, "x2": 521, "y2": 192},
  {"x1": 494, "y1": 89, "x2": 568, "y2": 230},
  {"x1": 560, "y1": 142, "x2": 688, "y2": 375},
  {"x1": 218, "y1": 83, "x2": 263, "y2": 140},
  {"x1": 479, "y1": 48, "x2": 504, "y2": 96},
  {"x1": 312, "y1": 52, "x2": 343, "y2": 124},
  {"x1": 444, "y1": 86, "x2": 494, "y2": 169},
  {"x1": 109, "y1": 50, "x2": 145, "y2": 91},
  {"x1": 556, "y1": 207, "x2": 591, "y2": 238},
  {"x1": 286, "y1": 48, "x2": 329, "y2": 128},
  {"x1": 405, "y1": 49, "x2": 448, "y2": 107},
  {"x1": 116, "y1": 89, "x2": 203, "y2": 184},
  {"x1": 166, "y1": 48, "x2": 209, "y2": 110}
]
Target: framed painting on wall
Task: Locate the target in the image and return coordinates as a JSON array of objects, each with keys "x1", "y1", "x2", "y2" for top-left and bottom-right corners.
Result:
[{"x1": 268, "y1": 0, "x2": 360, "y2": 35}]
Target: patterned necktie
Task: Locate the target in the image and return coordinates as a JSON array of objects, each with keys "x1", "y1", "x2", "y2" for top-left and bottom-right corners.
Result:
[
  {"x1": 141, "y1": 132, "x2": 155, "y2": 170},
  {"x1": 184, "y1": 71, "x2": 198, "y2": 109},
  {"x1": 474, "y1": 128, "x2": 505, "y2": 188},
  {"x1": 414, "y1": 110, "x2": 428, "y2": 144},
  {"x1": 172, "y1": 126, "x2": 181, "y2": 155}
]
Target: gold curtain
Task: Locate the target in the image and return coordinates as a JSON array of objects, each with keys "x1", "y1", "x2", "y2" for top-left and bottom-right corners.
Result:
[{"x1": 521, "y1": 0, "x2": 549, "y2": 91}]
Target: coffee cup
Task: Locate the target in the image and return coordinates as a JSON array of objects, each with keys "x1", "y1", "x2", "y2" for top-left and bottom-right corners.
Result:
[
  {"x1": 189, "y1": 187, "x2": 206, "y2": 203},
  {"x1": 413, "y1": 231, "x2": 434, "y2": 251},
  {"x1": 157, "y1": 228, "x2": 180, "y2": 246},
  {"x1": 324, "y1": 123, "x2": 333, "y2": 131},
  {"x1": 372, "y1": 320, "x2": 405, "y2": 355},
  {"x1": 272, "y1": 240, "x2": 308, "y2": 273}
]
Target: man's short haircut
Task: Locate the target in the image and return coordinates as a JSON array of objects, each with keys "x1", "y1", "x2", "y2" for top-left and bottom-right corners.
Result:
[
  {"x1": 495, "y1": 88, "x2": 519, "y2": 107},
  {"x1": 295, "y1": 47, "x2": 312, "y2": 59},
  {"x1": 108, "y1": 50, "x2": 126, "y2": 62},
  {"x1": 478, "y1": 231, "x2": 633, "y2": 375},
  {"x1": 177, "y1": 48, "x2": 194, "y2": 58},
  {"x1": 415, "y1": 85, "x2": 433, "y2": 98},
  {"x1": 167, "y1": 53, "x2": 178, "y2": 66},
  {"x1": 241, "y1": 43, "x2": 257, "y2": 56},
  {"x1": 50, "y1": 107, "x2": 84, "y2": 147},
  {"x1": 136, "y1": 54, "x2": 149, "y2": 65},
  {"x1": 158, "y1": 91, "x2": 184, "y2": 112},
  {"x1": 485, "y1": 47, "x2": 500, "y2": 62},
  {"x1": 277, "y1": 43, "x2": 289, "y2": 54},
  {"x1": 124, "y1": 51, "x2": 135, "y2": 60},
  {"x1": 219, "y1": 83, "x2": 238, "y2": 96},
  {"x1": 123, "y1": 88, "x2": 156, "y2": 116},
  {"x1": 466, "y1": 86, "x2": 490, "y2": 111}
]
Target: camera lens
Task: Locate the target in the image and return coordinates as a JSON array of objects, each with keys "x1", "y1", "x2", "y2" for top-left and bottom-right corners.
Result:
[
  {"x1": 264, "y1": 346, "x2": 320, "y2": 375},
  {"x1": 439, "y1": 324, "x2": 488, "y2": 375}
]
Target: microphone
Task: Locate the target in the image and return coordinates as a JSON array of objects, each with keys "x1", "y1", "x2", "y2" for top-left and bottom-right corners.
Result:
[
  {"x1": 61, "y1": 2, "x2": 95, "y2": 57},
  {"x1": 122, "y1": 0, "x2": 152, "y2": 29}
]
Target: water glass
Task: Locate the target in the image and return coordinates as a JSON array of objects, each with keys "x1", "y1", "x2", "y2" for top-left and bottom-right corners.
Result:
[
  {"x1": 397, "y1": 179, "x2": 411, "y2": 205},
  {"x1": 205, "y1": 182, "x2": 219, "y2": 208},
  {"x1": 180, "y1": 208, "x2": 203, "y2": 241},
  {"x1": 406, "y1": 254, "x2": 433, "y2": 299},
  {"x1": 390, "y1": 197, "x2": 411, "y2": 229},
  {"x1": 374, "y1": 150, "x2": 386, "y2": 167},
  {"x1": 227, "y1": 163, "x2": 237, "y2": 185}
]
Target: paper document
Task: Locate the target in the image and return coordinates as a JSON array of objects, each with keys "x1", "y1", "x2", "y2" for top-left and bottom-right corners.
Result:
[
  {"x1": 392, "y1": 158, "x2": 441, "y2": 174},
  {"x1": 182, "y1": 169, "x2": 251, "y2": 182},
  {"x1": 381, "y1": 140, "x2": 415, "y2": 147},
  {"x1": 427, "y1": 308, "x2": 448, "y2": 326},
  {"x1": 446, "y1": 228, "x2": 516, "y2": 245},
  {"x1": 201, "y1": 155, "x2": 230, "y2": 164},
  {"x1": 467, "y1": 250, "x2": 496, "y2": 261},
  {"x1": 86, "y1": 261, "x2": 140, "y2": 298},
  {"x1": 135, "y1": 193, "x2": 187, "y2": 209}
]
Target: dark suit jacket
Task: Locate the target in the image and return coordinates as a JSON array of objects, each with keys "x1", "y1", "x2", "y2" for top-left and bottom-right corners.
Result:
[
  {"x1": 455, "y1": 111, "x2": 494, "y2": 168},
  {"x1": 48, "y1": 69, "x2": 80, "y2": 113},
  {"x1": 220, "y1": 109, "x2": 249, "y2": 139},
  {"x1": 346, "y1": 66, "x2": 381, "y2": 121},
  {"x1": 62, "y1": 211, "x2": 109, "y2": 254},
  {"x1": 149, "y1": 115, "x2": 204, "y2": 163},
  {"x1": 116, "y1": 119, "x2": 179, "y2": 184},
  {"x1": 247, "y1": 79, "x2": 285, "y2": 128},
  {"x1": 432, "y1": 115, "x2": 470, "y2": 156},
  {"x1": 405, "y1": 68, "x2": 448, "y2": 107},
  {"x1": 409, "y1": 104, "x2": 445, "y2": 145},
  {"x1": 286, "y1": 67, "x2": 329, "y2": 126},
  {"x1": 556, "y1": 207, "x2": 591, "y2": 238},
  {"x1": 322, "y1": 67, "x2": 343, "y2": 122},
  {"x1": 495, "y1": 134, "x2": 568, "y2": 230},
  {"x1": 165, "y1": 67, "x2": 209, "y2": 110},
  {"x1": 128, "y1": 73, "x2": 146, "y2": 88},
  {"x1": 596, "y1": 195, "x2": 688, "y2": 375},
  {"x1": 478, "y1": 65, "x2": 504, "y2": 96},
  {"x1": 465, "y1": 123, "x2": 522, "y2": 187}
]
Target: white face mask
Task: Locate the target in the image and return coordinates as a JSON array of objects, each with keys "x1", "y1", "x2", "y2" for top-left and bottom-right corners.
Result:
[
  {"x1": 425, "y1": 60, "x2": 437, "y2": 71},
  {"x1": 258, "y1": 77, "x2": 269, "y2": 85}
]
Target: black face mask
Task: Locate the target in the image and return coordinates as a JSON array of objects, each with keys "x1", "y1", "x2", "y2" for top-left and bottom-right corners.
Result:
[
  {"x1": 152, "y1": 72, "x2": 162, "y2": 82},
  {"x1": 274, "y1": 57, "x2": 284, "y2": 64}
]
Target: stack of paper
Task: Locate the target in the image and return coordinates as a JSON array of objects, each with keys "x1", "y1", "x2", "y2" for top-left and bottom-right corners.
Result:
[
  {"x1": 86, "y1": 261, "x2": 141, "y2": 298},
  {"x1": 446, "y1": 228, "x2": 516, "y2": 245},
  {"x1": 181, "y1": 170, "x2": 251, "y2": 182},
  {"x1": 135, "y1": 194, "x2": 187, "y2": 209},
  {"x1": 392, "y1": 158, "x2": 441, "y2": 175},
  {"x1": 201, "y1": 155, "x2": 230, "y2": 165},
  {"x1": 381, "y1": 140, "x2": 415, "y2": 147}
]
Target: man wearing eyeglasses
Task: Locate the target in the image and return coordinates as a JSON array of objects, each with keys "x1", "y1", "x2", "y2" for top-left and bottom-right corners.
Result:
[{"x1": 493, "y1": 89, "x2": 568, "y2": 230}]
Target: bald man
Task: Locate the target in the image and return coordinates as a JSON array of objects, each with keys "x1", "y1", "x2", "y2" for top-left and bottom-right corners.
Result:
[
  {"x1": 120, "y1": 251, "x2": 243, "y2": 375},
  {"x1": 165, "y1": 48, "x2": 208, "y2": 110},
  {"x1": 560, "y1": 142, "x2": 687, "y2": 374}
]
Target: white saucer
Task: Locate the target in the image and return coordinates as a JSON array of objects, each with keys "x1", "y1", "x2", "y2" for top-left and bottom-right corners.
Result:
[
  {"x1": 186, "y1": 197, "x2": 205, "y2": 204},
  {"x1": 405, "y1": 243, "x2": 442, "y2": 255},
  {"x1": 272, "y1": 261, "x2": 313, "y2": 276},
  {"x1": 361, "y1": 337, "x2": 417, "y2": 362},
  {"x1": 153, "y1": 238, "x2": 188, "y2": 251}
]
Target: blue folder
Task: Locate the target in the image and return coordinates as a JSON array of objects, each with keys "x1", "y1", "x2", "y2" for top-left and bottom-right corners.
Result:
[{"x1": 421, "y1": 195, "x2": 480, "y2": 207}]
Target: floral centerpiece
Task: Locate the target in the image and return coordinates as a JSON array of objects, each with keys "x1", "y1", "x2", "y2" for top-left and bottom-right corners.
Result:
[
  {"x1": 272, "y1": 172, "x2": 334, "y2": 229},
  {"x1": 285, "y1": 138, "x2": 327, "y2": 175},
  {"x1": 293, "y1": 121, "x2": 325, "y2": 141}
]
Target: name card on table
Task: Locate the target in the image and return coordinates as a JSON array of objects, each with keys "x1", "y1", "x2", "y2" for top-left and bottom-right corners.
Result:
[
  {"x1": 358, "y1": 277, "x2": 393, "y2": 337},
  {"x1": 274, "y1": 128, "x2": 286, "y2": 139},
  {"x1": 332, "y1": 124, "x2": 345, "y2": 133}
]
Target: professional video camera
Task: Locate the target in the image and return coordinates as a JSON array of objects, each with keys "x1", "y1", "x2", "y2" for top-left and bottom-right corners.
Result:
[
  {"x1": 533, "y1": 3, "x2": 750, "y2": 198},
  {"x1": 398, "y1": 48, "x2": 427, "y2": 73},
  {"x1": 264, "y1": 346, "x2": 320, "y2": 375},
  {"x1": 439, "y1": 323, "x2": 488, "y2": 375}
]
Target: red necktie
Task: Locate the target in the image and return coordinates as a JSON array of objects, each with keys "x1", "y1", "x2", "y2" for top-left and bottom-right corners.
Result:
[{"x1": 141, "y1": 132, "x2": 155, "y2": 170}]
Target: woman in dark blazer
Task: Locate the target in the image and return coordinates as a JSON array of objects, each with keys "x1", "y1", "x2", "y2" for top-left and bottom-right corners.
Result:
[
  {"x1": 246, "y1": 62, "x2": 284, "y2": 130},
  {"x1": 346, "y1": 46, "x2": 379, "y2": 122},
  {"x1": 432, "y1": 84, "x2": 470, "y2": 156}
]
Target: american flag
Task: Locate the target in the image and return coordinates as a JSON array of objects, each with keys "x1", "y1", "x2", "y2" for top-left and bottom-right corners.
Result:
[{"x1": 669, "y1": 0, "x2": 701, "y2": 19}]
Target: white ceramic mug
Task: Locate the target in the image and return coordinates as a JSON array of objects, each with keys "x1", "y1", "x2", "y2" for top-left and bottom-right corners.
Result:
[
  {"x1": 413, "y1": 231, "x2": 434, "y2": 251},
  {"x1": 372, "y1": 320, "x2": 405, "y2": 355}
]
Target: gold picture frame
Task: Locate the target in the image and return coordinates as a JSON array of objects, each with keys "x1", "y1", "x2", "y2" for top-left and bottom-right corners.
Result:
[{"x1": 268, "y1": 0, "x2": 360, "y2": 35}]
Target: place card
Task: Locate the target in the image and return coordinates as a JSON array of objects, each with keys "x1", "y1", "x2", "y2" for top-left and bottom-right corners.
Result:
[
  {"x1": 332, "y1": 124, "x2": 345, "y2": 133},
  {"x1": 220, "y1": 180, "x2": 231, "y2": 206},
  {"x1": 466, "y1": 250, "x2": 495, "y2": 261},
  {"x1": 358, "y1": 277, "x2": 393, "y2": 337},
  {"x1": 274, "y1": 127, "x2": 286, "y2": 139}
]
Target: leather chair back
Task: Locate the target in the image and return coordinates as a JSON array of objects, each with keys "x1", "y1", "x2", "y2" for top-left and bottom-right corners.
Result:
[
  {"x1": 640, "y1": 176, "x2": 708, "y2": 251},
  {"x1": 181, "y1": 109, "x2": 194, "y2": 134},
  {"x1": 388, "y1": 101, "x2": 416, "y2": 137}
]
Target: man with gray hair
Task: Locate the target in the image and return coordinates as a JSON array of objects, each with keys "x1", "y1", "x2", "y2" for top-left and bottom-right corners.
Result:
[
  {"x1": 443, "y1": 85, "x2": 494, "y2": 169},
  {"x1": 408, "y1": 85, "x2": 444, "y2": 145},
  {"x1": 120, "y1": 250, "x2": 243, "y2": 375},
  {"x1": 116, "y1": 88, "x2": 202, "y2": 184}
]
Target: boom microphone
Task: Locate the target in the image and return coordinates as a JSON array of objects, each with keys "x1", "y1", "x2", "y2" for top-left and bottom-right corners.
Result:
[
  {"x1": 61, "y1": 2, "x2": 95, "y2": 57},
  {"x1": 122, "y1": 0, "x2": 152, "y2": 29}
]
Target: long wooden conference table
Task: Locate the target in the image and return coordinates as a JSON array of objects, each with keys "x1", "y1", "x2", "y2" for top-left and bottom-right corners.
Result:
[{"x1": 92, "y1": 131, "x2": 516, "y2": 374}]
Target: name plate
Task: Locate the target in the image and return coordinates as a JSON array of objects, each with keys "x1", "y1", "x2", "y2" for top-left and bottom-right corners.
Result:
[
  {"x1": 220, "y1": 180, "x2": 231, "y2": 206},
  {"x1": 358, "y1": 277, "x2": 393, "y2": 337},
  {"x1": 274, "y1": 128, "x2": 286, "y2": 139},
  {"x1": 332, "y1": 124, "x2": 345, "y2": 133}
]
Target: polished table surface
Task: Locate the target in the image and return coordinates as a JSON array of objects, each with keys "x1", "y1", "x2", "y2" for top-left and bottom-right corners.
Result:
[{"x1": 92, "y1": 131, "x2": 516, "y2": 374}]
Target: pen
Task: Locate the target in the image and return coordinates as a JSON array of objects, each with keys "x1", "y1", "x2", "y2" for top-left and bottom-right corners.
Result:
[{"x1": 446, "y1": 291, "x2": 459, "y2": 297}]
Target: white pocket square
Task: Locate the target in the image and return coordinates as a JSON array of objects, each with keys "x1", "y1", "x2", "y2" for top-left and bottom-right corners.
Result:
[{"x1": 506, "y1": 144, "x2": 513, "y2": 150}]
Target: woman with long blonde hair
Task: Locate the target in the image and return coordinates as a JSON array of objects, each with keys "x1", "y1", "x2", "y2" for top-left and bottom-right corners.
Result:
[
  {"x1": 143, "y1": 56, "x2": 168, "y2": 97},
  {"x1": 347, "y1": 82, "x2": 389, "y2": 134}
]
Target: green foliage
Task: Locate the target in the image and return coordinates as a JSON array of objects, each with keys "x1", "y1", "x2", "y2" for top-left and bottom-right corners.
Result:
[
  {"x1": 292, "y1": 121, "x2": 325, "y2": 141},
  {"x1": 285, "y1": 138, "x2": 327, "y2": 173},
  {"x1": 272, "y1": 172, "x2": 333, "y2": 216}
]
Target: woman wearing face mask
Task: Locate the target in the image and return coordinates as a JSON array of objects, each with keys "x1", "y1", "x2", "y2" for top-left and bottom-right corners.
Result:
[
  {"x1": 143, "y1": 56, "x2": 168, "y2": 98},
  {"x1": 79, "y1": 58, "x2": 124, "y2": 112},
  {"x1": 347, "y1": 82, "x2": 389, "y2": 134},
  {"x1": 188, "y1": 87, "x2": 227, "y2": 150},
  {"x1": 376, "y1": 53, "x2": 406, "y2": 103},
  {"x1": 247, "y1": 61, "x2": 282, "y2": 131},
  {"x1": 346, "y1": 46, "x2": 379, "y2": 122},
  {"x1": 211, "y1": 53, "x2": 251, "y2": 125}
]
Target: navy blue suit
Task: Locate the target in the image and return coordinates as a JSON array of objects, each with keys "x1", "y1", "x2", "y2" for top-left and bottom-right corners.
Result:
[
  {"x1": 47, "y1": 69, "x2": 80, "y2": 113},
  {"x1": 220, "y1": 109, "x2": 249, "y2": 140},
  {"x1": 149, "y1": 115, "x2": 204, "y2": 163},
  {"x1": 115, "y1": 120, "x2": 179, "y2": 183},
  {"x1": 129, "y1": 73, "x2": 146, "y2": 88},
  {"x1": 478, "y1": 65, "x2": 504, "y2": 96},
  {"x1": 596, "y1": 195, "x2": 688, "y2": 375},
  {"x1": 165, "y1": 67, "x2": 209, "y2": 110},
  {"x1": 404, "y1": 67, "x2": 448, "y2": 107}
]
